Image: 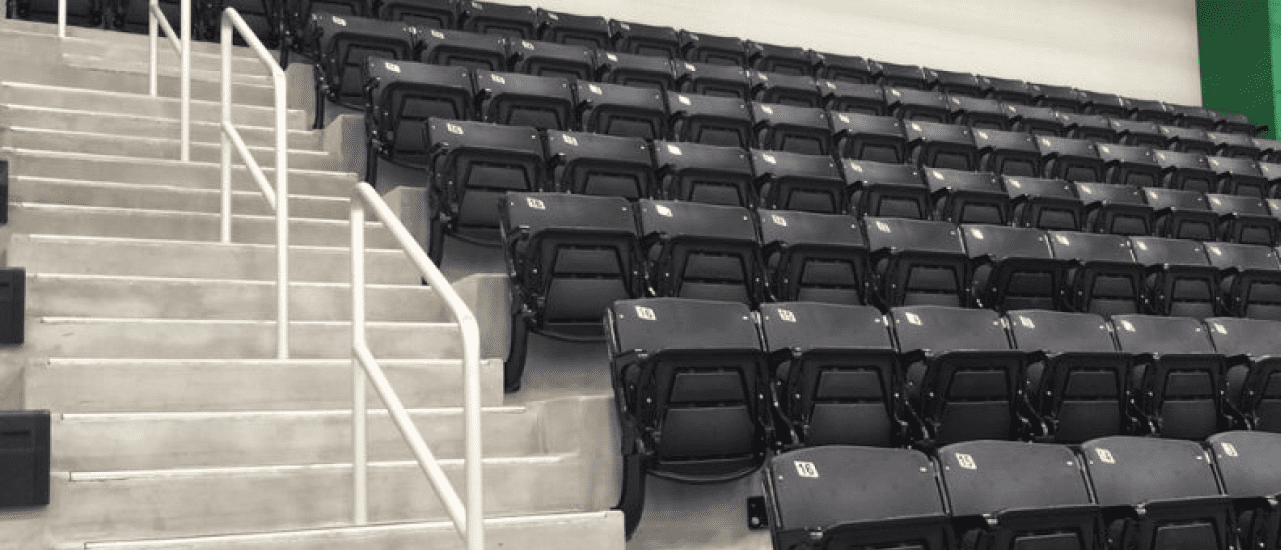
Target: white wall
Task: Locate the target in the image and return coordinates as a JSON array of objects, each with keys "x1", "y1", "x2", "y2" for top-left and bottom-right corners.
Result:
[{"x1": 529, "y1": 0, "x2": 1204, "y2": 106}]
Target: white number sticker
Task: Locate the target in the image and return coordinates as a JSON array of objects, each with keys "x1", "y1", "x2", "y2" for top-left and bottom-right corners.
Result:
[
  {"x1": 1222, "y1": 442, "x2": 1239, "y2": 457},
  {"x1": 955, "y1": 453, "x2": 976, "y2": 470},
  {"x1": 1095, "y1": 448, "x2": 1116, "y2": 464},
  {"x1": 666, "y1": 144, "x2": 682, "y2": 156},
  {"x1": 561, "y1": 134, "x2": 578, "y2": 147},
  {"x1": 384, "y1": 61, "x2": 401, "y2": 73},
  {"x1": 446, "y1": 122, "x2": 464, "y2": 135},
  {"x1": 635, "y1": 306, "x2": 656, "y2": 321},
  {"x1": 778, "y1": 309, "x2": 797, "y2": 323},
  {"x1": 771, "y1": 214, "x2": 787, "y2": 227},
  {"x1": 794, "y1": 461, "x2": 818, "y2": 478},
  {"x1": 525, "y1": 197, "x2": 546, "y2": 210},
  {"x1": 655, "y1": 204, "x2": 673, "y2": 218},
  {"x1": 332, "y1": 15, "x2": 347, "y2": 25}
]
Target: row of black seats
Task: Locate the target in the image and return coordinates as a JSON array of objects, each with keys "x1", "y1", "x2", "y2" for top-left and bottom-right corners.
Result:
[
  {"x1": 500, "y1": 192, "x2": 1281, "y2": 389},
  {"x1": 607, "y1": 297, "x2": 1281, "y2": 542},
  {"x1": 764, "y1": 434, "x2": 1280, "y2": 550}
]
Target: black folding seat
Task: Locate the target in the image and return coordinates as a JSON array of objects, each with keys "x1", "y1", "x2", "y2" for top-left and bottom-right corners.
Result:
[
  {"x1": 752, "y1": 103, "x2": 831, "y2": 156},
  {"x1": 864, "y1": 217, "x2": 969, "y2": 307},
  {"x1": 1167, "y1": 103, "x2": 1217, "y2": 131},
  {"x1": 1096, "y1": 143, "x2": 1161, "y2": 188},
  {"x1": 926, "y1": 169, "x2": 1008, "y2": 224},
  {"x1": 973, "y1": 128, "x2": 1042, "y2": 177},
  {"x1": 534, "y1": 9, "x2": 609, "y2": 49},
  {"x1": 1081, "y1": 436, "x2": 1233, "y2": 550},
  {"x1": 1158, "y1": 125, "x2": 1214, "y2": 155},
  {"x1": 377, "y1": 0, "x2": 455, "y2": 29},
  {"x1": 1110, "y1": 315, "x2": 1230, "y2": 439},
  {"x1": 1037, "y1": 135, "x2": 1105, "y2": 183},
  {"x1": 1142, "y1": 187, "x2": 1216, "y2": 241},
  {"x1": 758, "y1": 213, "x2": 870, "y2": 306},
  {"x1": 1208, "y1": 156, "x2": 1270, "y2": 198},
  {"x1": 666, "y1": 92, "x2": 753, "y2": 148},
  {"x1": 891, "y1": 305, "x2": 1029, "y2": 444},
  {"x1": 820, "y1": 81, "x2": 888, "y2": 116},
  {"x1": 607, "y1": 298, "x2": 772, "y2": 538},
  {"x1": 115, "y1": 0, "x2": 211, "y2": 37},
  {"x1": 609, "y1": 20, "x2": 680, "y2": 59},
  {"x1": 981, "y1": 76, "x2": 1035, "y2": 106},
  {"x1": 544, "y1": 130, "x2": 654, "y2": 198},
  {"x1": 940, "y1": 440, "x2": 1103, "y2": 550},
  {"x1": 1003, "y1": 175, "x2": 1084, "y2": 231},
  {"x1": 1264, "y1": 163, "x2": 1281, "y2": 198},
  {"x1": 15, "y1": 0, "x2": 102, "y2": 27},
  {"x1": 885, "y1": 88, "x2": 951, "y2": 123},
  {"x1": 1206, "y1": 241, "x2": 1281, "y2": 320},
  {"x1": 751, "y1": 150, "x2": 845, "y2": 214},
  {"x1": 595, "y1": 51, "x2": 674, "y2": 93},
  {"x1": 749, "y1": 72, "x2": 822, "y2": 108},
  {"x1": 575, "y1": 81, "x2": 667, "y2": 140},
  {"x1": 671, "y1": 61, "x2": 751, "y2": 99},
  {"x1": 931, "y1": 69, "x2": 984, "y2": 98},
  {"x1": 1254, "y1": 138, "x2": 1281, "y2": 163},
  {"x1": 506, "y1": 39, "x2": 595, "y2": 81},
  {"x1": 844, "y1": 160, "x2": 929, "y2": 220},
  {"x1": 636, "y1": 200, "x2": 765, "y2": 305},
  {"x1": 964, "y1": 225, "x2": 1066, "y2": 311},
  {"x1": 457, "y1": 0, "x2": 534, "y2": 39},
  {"x1": 678, "y1": 30, "x2": 746, "y2": 67},
  {"x1": 745, "y1": 41, "x2": 811, "y2": 77},
  {"x1": 1079, "y1": 90, "x2": 1129, "y2": 119},
  {"x1": 474, "y1": 70, "x2": 573, "y2": 130},
  {"x1": 1007, "y1": 309, "x2": 1132, "y2": 441},
  {"x1": 1207, "y1": 431, "x2": 1281, "y2": 548},
  {"x1": 1003, "y1": 104, "x2": 1063, "y2": 137},
  {"x1": 1109, "y1": 119, "x2": 1166, "y2": 148},
  {"x1": 875, "y1": 62, "x2": 931, "y2": 91},
  {"x1": 1153, "y1": 150, "x2": 1216, "y2": 193},
  {"x1": 652, "y1": 141, "x2": 755, "y2": 207},
  {"x1": 362, "y1": 58, "x2": 472, "y2": 184},
  {"x1": 811, "y1": 52, "x2": 878, "y2": 84},
  {"x1": 1031, "y1": 83, "x2": 1084, "y2": 113},
  {"x1": 499, "y1": 192, "x2": 643, "y2": 391},
  {"x1": 762, "y1": 446, "x2": 952, "y2": 550},
  {"x1": 1204, "y1": 321, "x2": 1281, "y2": 430},
  {"x1": 209, "y1": 0, "x2": 278, "y2": 46},
  {"x1": 309, "y1": 14, "x2": 416, "y2": 124},
  {"x1": 947, "y1": 96, "x2": 1007, "y2": 130},
  {"x1": 1057, "y1": 112, "x2": 1116, "y2": 144},
  {"x1": 294, "y1": 0, "x2": 373, "y2": 31},
  {"x1": 1207, "y1": 130, "x2": 1261, "y2": 160},
  {"x1": 415, "y1": 26, "x2": 507, "y2": 71},
  {"x1": 1211, "y1": 109, "x2": 1258, "y2": 136},
  {"x1": 1130, "y1": 236, "x2": 1221, "y2": 318},
  {"x1": 761, "y1": 303, "x2": 897, "y2": 446},
  {"x1": 1048, "y1": 230, "x2": 1145, "y2": 315},
  {"x1": 830, "y1": 112, "x2": 906, "y2": 163},
  {"x1": 425, "y1": 119, "x2": 545, "y2": 261},
  {"x1": 1126, "y1": 98, "x2": 1175, "y2": 125},
  {"x1": 1208, "y1": 193, "x2": 1280, "y2": 246},
  {"x1": 904, "y1": 121, "x2": 977, "y2": 171},
  {"x1": 1075, "y1": 182, "x2": 1152, "y2": 236}
]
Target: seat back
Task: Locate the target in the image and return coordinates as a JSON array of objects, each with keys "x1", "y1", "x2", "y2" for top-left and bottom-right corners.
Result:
[
  {"x1": 364, "y1": 58, "x2": 473, "y2": 164},
  {"x1": 679, "y1": 31, "x2": 747, "y2": 67},
  {"x1": 312, "y1": 14, "x2": 416, "y2": 106},
  {"x1": 982, "y1": 76, "x2": 1035, "y2": 106},
  {"x1": 830, "y1": 112, "x2": 906, "y2": 163},
  {"x1": 1003, "y1": 104, "x2": 1063, "y2": 137},
  {"x1": 758, "y1": 211, "x2": 869, "y2": 305},
  {"x1": 1207, "y1": 194, "x2": 1279, "y2": 246},
  {"x1": 596, "y1": 51, "x2": 675, "y2": 92},
  {"x1": 750, "y1": 150, "x2": 845, "y2": 213},
  {"x1": 963, "y1": 225, "x2": 1063, "y2": 311},
  {"x1": 458, "y1": 0, "x2": 535, "y2": 39},
  {"x1": 1205, "y1": 242, "x2": 1281, "y2": 320},
  {"x1": 1130, "y1": 236, "x2": 1220, "y2": 318},
  {"x1": 545, "y1": 131, "x2": 654, "y2": 198},
  {"x1": 378, "y1": 0, "x2": 456, "y2": 29},
  {"x1": 1208, "y1": 156, "x2": 1269, "y2": 198},
  {"x1": 926, "y1": 169, "x2": 1009, "y2": 224},
  {"x1": 1048, "y1": 231, "x2": 1145, "y2": 315},
  {"x1": 750, "y1": 71, "x2": 822, "y2": 108},
  {"x1": 609, "y1": 20, "x2": 680, "y2": 58},
  {"x1": 1158, "y1": 126, "x2": 1215, "y2": 156},
  {"x1": 1074, "y1": 182, "x2": 1153, "y2": 236},
  {"x1": 866, "y1": 218, "x2": 969, "y2": 307},
  {"x1": 427, "y1": 118, "x2": 546, "y2": 231},
  {"x1": 666, "y1": 92, "x2": 754, "y2": 148},
  {"x1": 1142, "y1": 187, "x2": 1216, "y2": 240},
  {"x1": 475, "y1": 70, "x2": 574, "y2": 130},
  {"x1": 652, "y1": 141, "x2": 756, "y2": 207},
  {"x1": 947, "y1": 95, "x2": 1006, "y2": 130},
  {"x1": 1205, "y1": 317, "x2": 1281, "y2": 429},
  {"x1": 1080, "y1": 91, "x2": 1128, "y2": 118},
  {"x1": 1207, "y1": 431, "x2": 1281, "y2": 550},
  {"x1": 415, "y1": 27, "x2": 508, "y2": 71},
  {"x1": 745, "y1": 41, "x2": 812, "y2": 76},
  {"x1": 1109, "y1": 119, "x2": 1166, "y2": 148},
  {"x1": 1003, "y1": 175, "x2": 1084, "y2": 231},
  {"x1": 1095, "y1": 144, "x2": 1161, "y2": 188},
  {"x1": 1211, "y1": 109, "x2": 1257, "y2": 136},
  {"x1": 752, "y1": 103, "x2": 832, "y2": 156},
  {"x1": 674, "y1": 61, "x2": 751, "y2": 99},
  {"x1": 1036, "y1": 135, "x2": 1104, "y2": 183},
  {"x1": 535, "y1": 9, "x2": 610, "y2": 49},
  {"x1": 1208, "y1": 131, "x2": 1262, "y2": 159},
  {"x1": 1169, "y1": 104, "x2": 1217, "y2": 131},
  {"x1": 637, "y1": 200, "x2": 764, "y2": 306},
  {"x1": 1111, "y1": 314, "x2": 1226, "y2": 439},
  {"x1": 844, "y1": 160, "x2": 930, "y2": 220},
  {"x1": 576, "y1": 81, "x2": 668, "y2": 139},
  {"x1": 812, "y1": 52, "x2": 878, "y2": 84},
  {"x1": 973, "y1": 128, "x2": 1042, "y2": 177},
  {"x1": 887, "y1": 88, "x2": 951, "y2": 123},
  {"x1": 904, "y1": 121, "x2": 977, "y2": 171},
  {"x1": 1153, "y1": 150, "x2": 1216, "y2": 192},
  {"x1": 877, "y1": 62, "x2": 931, "y2": 90},
  {"x1": 821, "y1": 81, "x2": 889, "y2": 116},
  {"x1": 1127, "y1": 98, "x2": 1175, "y2": 125},
  {"x1": 508, "y1": 39, "x2": 596, "y2": 81},
  {"x1": 932, "y1": 70, "x2": 984, "y2": 98},
  {"x1": 1031, "y1": 83, "x2": 1084, "y2": 113},
  {"x1": 1057, "y1": 112, "x2": 1116, "y2": 143}
]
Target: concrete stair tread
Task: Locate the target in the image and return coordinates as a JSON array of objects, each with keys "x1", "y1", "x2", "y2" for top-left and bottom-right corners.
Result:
[
  {"x1": 62, "y1": 53, "x2": 276, "y2": 86},
  {"x1": 0, "y1": 20, "x2": 271, "y2": 59},
  {"x1": 0, "y1": 81, "x2": 308, "y2": 126},
  {"x1": 2, "y1": 125, "x2": 337, "y2": 169},
  {"x1": 0, "y1": 104, "x2": 320, "y2": 144},
  {"x1": 11, "y1": 175, "x2": 349, "y2": 219}
]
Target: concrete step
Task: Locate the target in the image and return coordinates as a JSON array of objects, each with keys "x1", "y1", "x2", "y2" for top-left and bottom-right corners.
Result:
[
  {"x1": 0, "y1": 104, "x2": 323, "y2": 149},
  {"x1": 0, "y1": 81, "x2": 308, "y2": 128},
  {"x1": 1, "y1": 126, "x2": 339, "y2": 170},
  {"x1": 24, "y1": 317, "x2": 507, "y2": 359},
  {"x1": 8, "y1": 234, "x2": 424, "y2": 284},
  {"x1": 71, "y1": 511, "x2": 625, "y2": 550},
  {"x1": 0, "y1": 18, "x2": 271, "y2": 60},
  {"x1": 27, "y1": 274, "x2": 466, "y2": 322},
  {"x1": 2, "y1": 148, "x2": 359, "y2": 198},
  {"x1": 25, "y1": 358, "x2": 505, "y2": 412},
  {"x1": 8, "y1": 202, "x2": 399, "y2": 249},
  {"x1": 63, "y1": 52, "x2": 275, "y2": 86},
  {"x1": 47, "y1": 455, "x2": 589, "y2": 543},
  {"x1": 52, "y1": 406, "x2": 541, "y2": 470},
  {"x1": 11, "y1": 176, "x2": 349, "y2": 219},
  {"x1": 61, "y1": 53, "x2": 279, "y2": 106},
  {"x1": 58, "y1": 34, "x2": 275, "y2": 77}
]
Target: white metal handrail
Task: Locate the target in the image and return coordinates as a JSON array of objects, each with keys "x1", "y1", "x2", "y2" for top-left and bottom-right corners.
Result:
[
  {"x1": 147, "y1": 0, "x2": 191, "y2": 160},
  {"x1": 221, "y1": 7, "x2": 289, "y2": 359},
  {"x1": 350, "y1": 182, "x2": 483, "y2": 550}
]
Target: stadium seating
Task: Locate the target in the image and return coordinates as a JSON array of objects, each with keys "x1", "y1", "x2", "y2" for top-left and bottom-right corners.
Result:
[
  {"x1": 750, "y1": 71, "x2": 821, "y2": 108},
  {"x1": 1129, "y1": 236, "x2": 1221, "y2": 318},
  {"x1": 1209, "y1": 131, "x2": 1262, "y2": 159},
  {"x1": 377, "y1": 0, "x2": 456, "y2": 28},
  {"x1": 1074, "y1": 182, "x2": 1153, "y2": 236},
  {"x1": 651, "y1": 141, "x2": 755, "y2": 207},
  {"x1": 534, "y1": 9, "x2": 609, "y2": 49},
  {"x1": 1208, "y1": 156, "x2": 1270, "y2": 198},
  {"x1": 474, "y1": 70, "x2": 574, "y2": 130},
  {"x1": 1142, "y1": 187, "x2": 1217, "y2": 241},
  {"x1": 1153, "y1": 150, "x2": 1216, "y2": 193},
  {"x1": 414, "y1": 25, "x2": 507, "y2": 71},
  {"x1": 811, "y1": 51, "x2": 878, "y2": 84},
  {"x1": 1037, "y1": 135, "x2": 1104, "y2": 183},
  {"x1": 1095, "y1": 143, "x2": 1161, "y2": 188},
  {"x1": 1110, "y1": 314, "x2": 1229, "y2": 439},
  {"x1": 1204, "y1": 241, "x2": 1281, "y2": 320},
  {"x1": 1003, "y1": 104, "x2": 1062, "y2": 136},
  {"x1": 609, "y1": 19, "x2": 680, "y2": 58},
  {"x1": 1212, "y1": 109, "x2": 1259, "y2": 136},
  {"x1": 575, "y1": 80, "x2": 667, "y2": 139},
  {"x1": 751, "y1": 103, "x2": 831, "y2": 156},
  {"x1": 925, "y1": 168, "x2": 1008, "y2": 224},
  {"x1": 972, "y1": 128, "x2": 1042, "y2": 176},
  {"x1": 678, "y1": 30, "x2": 746, "y2": 67},
  {"x1": 1057, "y1": 112, "x2": 1116, "y2": 144},
  {"x1": 1204, "y1": 319, "x2": 1281, "y2": 430},
  {"x1": 876, "y1": 61, "x2": 930, "y2": 90},
  {"x1": 665, "y1": 92, "x2": 754, "y2": 148},
  {"x1": 1127, "y1": 98, "x2": 1175, "y2": 125},
  {"x1": 1167, "y1": 103, "x2": 1217, "y2": 131},
  {"x1": 544, "y1": 130, "x2": 654, "y2": 198},
  {"x1": 499, "y1": 192, "x2": 643, "y2": 391},
  {"x1": 757, "y1": 211, "x2": 870, "y2": 305},
  {"x1": 308, "y1": 14, "x2": 416, "y2": 125},
  {"x1": 1206, "y1": 431, "x2": 1281, "y2": 548},
  {"x1": 1207, "y1": 193, "x2": 1279, "y2": 246},
  {"x1": 361, "y1": 58, "x2": 472, "y2": 184},
  {"x1": 745, "y1": 41, "x2": 810, "y2": 76},
  {"x1": 1031, "y1": 83, "x2": 1083, "y2": 113},
  {"x1": 885, "y1": 88, "x2": 950, "y2": 123},
  {"x1": 1109, "y1": 119, "x2": 1165, "y2": 148},
  {"x1": 1254, "y1": 137, "x2": 1281, "y2": 163},
  {"x1": 865, "y1": 217, "x2": 969, "y2": 307},
  {"x1": 673, "y1": 61, "x2": 751, "y2": 99},
  {"x1": 1003, "y1": 175, "x2": 1084, "y2": 231},
  {"x1": 930, "y1": 69, "x2": 983, "y2": 98},
  {"x1": 13, "y1": 0, "x2": 102, "y2": 27},
  {"x1": 506, "y1": 38, "x2": 596, "y2": 80},
  {"x1": 750, "y1": 149, "x2": 845, "y2": 213},
  {"x1": 946, "y1": 96, "x2": 1006, "y2": 130},
  {"x1": 830, "y1": 112, "x2": 906, "y2": 163},
  {"x1": 1079, "y1": 90, "x2": 1128, "y2": 119},
  {"x1": 844, "y1": 160, "x2": 930, "y2": 219},
  {"x1": 458, "y1": 0, "x2": 535, "y2": 39},
  {"x1": 1007, "y1": 309, "x2": 1131, "y2": 442},
  {"x1": 596, "y1": 51, "x2": 675, "y2": 92},
  {"x1": 1048, "y1": 230, "x2": 1145, "y2": 315},
  {"x1": 981, "y1": 76, "x2": 1034, "y2": 105},
  {"x1": 964, "y1": 224, "x2": 1065, "y2": 311},
  {"x1": 904, "y1": 121, "x2": 977, "y2": 171},
  {"x1": 635, "y1": 200, "x2": 765, "y2": 306},
  {"x1": 1159, "y1": 125, "x2": 1215, "y2": 156},
  {"x1": 820, "y1": 80, "x2": 888, "y2": 116}
]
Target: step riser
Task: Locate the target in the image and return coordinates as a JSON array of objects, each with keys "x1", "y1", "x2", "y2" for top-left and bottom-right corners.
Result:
[
  {"x1": 1, "y1": 128, "x2": 338, "y2": 171},
  {"x1": 9, "y1": 235, "x2": 425, "y2": 284},
  {"x1": 4, "y1": 152, "x2": 359, "y2": 198},
  {"x1": 0, "y1": 21, "x2": 271, "y2": 60},
  {"x1": 52, "y1": 408, "x2": 542, "y2": 470},
  {"x1": 25, "y1": 359, "x2": 506, "y2": 412},
  {"x1": 59, "y1": 40, "x2": 275, "y2": 77},
  {"x1": 9, "y1": 204, "x2": 401, "y2": 249},
  {"x1": 64, "y1": 54, "x2": 275, "y2": 87},
  {"x1": 12, "y1": 178, "x2": 349, "y2": 219},
  {"x1": 49, "y1": 457, "x2": 588, "y2": 543},
  {"x1": 28, "y1": 277, "x2": 460, "y2": 322},
  {"x1": 0, "y1": 105, "x2": 323, "y2": 149},
  {"x1": 0, "y1": 83, "x2": 307, "y2": 128}
]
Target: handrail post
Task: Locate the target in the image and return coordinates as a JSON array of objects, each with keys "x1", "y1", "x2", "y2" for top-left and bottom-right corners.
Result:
[
  {"x1": 350, "y1": 198, "x2": 369, "y2": 525},
  {"x1": 219, "y1": 16, "x2": 232, "y2": 244},
  {"x1": 274, "y1": 60, "x2": 289, "y2": 360},
  {"x1": 463, "y1": 316, "x2": 483, "y2": 550},
  {"x1": 148, "y1": 0, "x2": 158, "y2": 96},
  {"x1": 180, "y1": 0, "x2": 191, "y2": 161},
  {"x1": 57, "y1": 0, "x2": 65, "y2": 37}
]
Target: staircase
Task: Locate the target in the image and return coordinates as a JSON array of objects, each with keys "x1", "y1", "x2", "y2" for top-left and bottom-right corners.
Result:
[{"x1": 0, "y1": 17, "x2": 623, "y2": 550}]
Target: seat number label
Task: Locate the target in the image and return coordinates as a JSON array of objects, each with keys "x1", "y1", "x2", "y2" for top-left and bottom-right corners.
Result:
[
  {"x1": 1222, "y1": 442, "x2": 1239, "y2": 457},
  {"x1": 837, "y1": 114, "x2": 850, "y2": 124},
  {"x1": 654, "y1": 204, "x2": 673, "y2": 218},
  {"x1": 561, "y1": 134, "x2": 579, "y2": 147},
  {"x1": 677, "y1": 95, "x2": 691, "y2": 106},
  {"x1": 635, "y1": 306, "x2": 656, "y2": 321},
  {"x1": 770, "y1": 214, "x2": 787, "y2": 227},
  {"x1": 794, "y1": 461, "x2": 819, "y2": 478},
  {"x1": 777, "y1": 309, "x2": 796, "y2": 323},
  {"x1": 490, "y1": 74, "x2": 506, "y2": 84},
  {"x1": 384, "y1": 62, "x2": 401, "y2": 73},
  {"x1": 666, "y1": 144, "x2": 682, "y2": 156},
  {"x1": 904, "y1": 312, "x2": 922, "y2": 326},
  {"x1": 525, "y1": 197, "x2": 546, "y2": 210},
  {"x1": 1095, "y1": 448, "x2": 1115, "y2": 464},
  {"x1": 430, "y1": 30, "x2": 445, "y2": 39},
  {"x1": 446, "y1": 123, "x2": 464, "y2": 135},
  {"x1": 955, "y1": 453, "x2": 976, "y2": 470},
  {"x1": 588, "y1": 84, "x2": 603, "y2": 95},
  {"x1": 331, "y1": 15, "x2": 346, "y2": 25},
  {"x1": 761, "y1": 153, "x2": 777, "y2": 165}
]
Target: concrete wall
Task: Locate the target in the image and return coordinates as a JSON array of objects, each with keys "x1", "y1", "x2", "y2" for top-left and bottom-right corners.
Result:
[{"x1": 530, "y1": 0, "x2": 1204, "y2": 106}]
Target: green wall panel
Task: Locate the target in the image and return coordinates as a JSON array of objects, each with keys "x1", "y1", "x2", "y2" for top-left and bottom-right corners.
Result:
[{"x1": 1197, "y1": 0, "x2": 1273, "y2": 138}]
